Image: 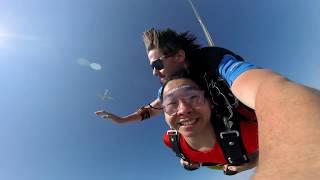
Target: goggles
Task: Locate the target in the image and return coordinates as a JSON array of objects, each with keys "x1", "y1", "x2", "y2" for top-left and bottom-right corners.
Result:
[{"x1": 162, "y1": 85, "x2": 205, "y2": 116}]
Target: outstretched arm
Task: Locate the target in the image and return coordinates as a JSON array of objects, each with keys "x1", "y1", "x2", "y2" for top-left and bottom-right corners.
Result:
[
  {"x1": 231, "y1": 69, "x2": 320, "y2": 179},
  {"x1": 230, "y1": 69, "x2": 273, "y2": 109},
  {"x1": 95, "y1": 98, "x2": 163, "y2": 124}
]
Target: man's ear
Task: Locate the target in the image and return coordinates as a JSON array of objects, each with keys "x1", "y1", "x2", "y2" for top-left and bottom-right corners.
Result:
[{"x1": 176, "y1": 49, "x2": 186, "y2": 63}]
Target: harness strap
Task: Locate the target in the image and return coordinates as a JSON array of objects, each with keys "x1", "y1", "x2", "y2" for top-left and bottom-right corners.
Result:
[
  {"x1": 218, "y1": 128, "x2": 248, "y2": 165},
  {"x1": 167, "y1": 129, "x2": 186, "y2": 160},
  {"x1": 204, "y1": 73, "x2": 249, "y2": 165}
]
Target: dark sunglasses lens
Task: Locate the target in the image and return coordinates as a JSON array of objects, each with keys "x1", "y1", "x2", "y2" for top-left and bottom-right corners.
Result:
[{"x1": 151, "y1": 59, "x2": 164, "y2": 70}]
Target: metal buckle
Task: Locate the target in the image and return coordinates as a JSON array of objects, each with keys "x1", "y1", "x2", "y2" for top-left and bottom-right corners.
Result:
[
  {"x1": 167, "y1": 129, "x2": 178, "y2": 136},
  {"x1": 227, "y1": 155, "x2": 248, "y2": 164},
  {"x1": 220, "y1": 130, "x2": 239, "y2": 139}
]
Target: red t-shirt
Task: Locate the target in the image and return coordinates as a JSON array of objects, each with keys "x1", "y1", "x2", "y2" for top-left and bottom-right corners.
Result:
[{"x1": 164, "y1": 121, "x2": 258, "y2": 164}]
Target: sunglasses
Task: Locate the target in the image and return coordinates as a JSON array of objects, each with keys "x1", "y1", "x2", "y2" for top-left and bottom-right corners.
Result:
[{"x1": 150, "y1": 53, "x2": 175, "y2": 70}]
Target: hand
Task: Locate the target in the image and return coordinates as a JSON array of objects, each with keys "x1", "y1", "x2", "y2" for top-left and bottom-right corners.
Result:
[
  {"x1": 180, "y1": 158, "x2": 200, "y2": 171},
  {"x1": 223, "y1": 165, "x2": 238, "y2": 175},
  {"x1": 94, "y1": 110, "x2": 122, "y2": 124},
  {"x1": 223, "y1": 162, "x2": 256, "y2": 175}
]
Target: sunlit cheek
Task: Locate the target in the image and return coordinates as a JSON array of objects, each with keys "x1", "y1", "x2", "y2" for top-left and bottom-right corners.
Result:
[{"x1": 164, "y1": 114, "x2": 175, "y2": 128}]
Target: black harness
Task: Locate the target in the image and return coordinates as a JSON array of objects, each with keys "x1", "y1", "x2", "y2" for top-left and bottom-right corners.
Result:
[
  {"x1": 204, "y1": 74, "x2": 249, "y2": 165},
  {"x1": 167, "y1": 47, "x2": 256, "y2": 172}
]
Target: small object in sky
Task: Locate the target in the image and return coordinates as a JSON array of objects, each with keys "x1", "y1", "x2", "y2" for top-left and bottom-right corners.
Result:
[
  {"x1": 97, "y1": 89, "x2": 114, "y2": 101},
  {"x1": 76, "y1": 58, "x2": 102, "y2": 71},
  {"x1": 90, "y1": 63, "x2": 102, "y2": 71},
  {"x1": 77, "y1": 58, "x2": 91, "y2": 66}
]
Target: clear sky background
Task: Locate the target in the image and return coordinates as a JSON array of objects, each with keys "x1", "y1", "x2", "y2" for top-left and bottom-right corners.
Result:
[{"x1": 0, "y1": 0, "x2": 319, "y2": 180}]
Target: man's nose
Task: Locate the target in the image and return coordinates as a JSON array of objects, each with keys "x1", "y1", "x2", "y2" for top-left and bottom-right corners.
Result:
[{"x1": 177, "y1": 100, "x2": 193, "y2": 115}]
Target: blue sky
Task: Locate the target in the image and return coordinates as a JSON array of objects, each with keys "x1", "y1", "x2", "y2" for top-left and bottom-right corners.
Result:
[{"x1": 0, "y1": 0, "x2": 319, "y2": 179}]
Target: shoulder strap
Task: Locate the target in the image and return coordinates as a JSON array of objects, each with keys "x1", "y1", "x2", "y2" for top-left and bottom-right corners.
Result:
[
  {"x1": 195, "y1": 46, "x2": 251, "y2": 165},
  {"x1": 167, "y1": 129, "x2": 187, "y2": 160},
  {"x1": 203, "y1": 70, "x2": 249, "y2": 166}
]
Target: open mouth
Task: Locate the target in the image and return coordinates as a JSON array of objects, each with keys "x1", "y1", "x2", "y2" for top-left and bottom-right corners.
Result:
[
  {"x1": 177, "y1": 118, "x2": 199, "y2": 127},
  {"x1": 159, "y1": 75, "x2": 166, "y2": 80}
]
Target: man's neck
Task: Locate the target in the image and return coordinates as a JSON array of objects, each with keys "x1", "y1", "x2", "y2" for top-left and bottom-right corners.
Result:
[{"x1": 184, "y1": 125, "x2": 216, "y2": 152}]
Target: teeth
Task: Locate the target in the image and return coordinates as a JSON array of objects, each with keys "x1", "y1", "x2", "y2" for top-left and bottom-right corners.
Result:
[{"x1": 179, "y1": 119, "x2": 197, "y2": 126}]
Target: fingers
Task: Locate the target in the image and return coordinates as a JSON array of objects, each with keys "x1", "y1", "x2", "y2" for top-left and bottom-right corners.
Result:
[
  {"x1": 223, "y1": 164, "x2": 228, "y2": 171},
  {"x1": 227, "y1": 166, "x2": 238, "y2": 171},
  {"x1": 233, "y1": 163, "x2": 250, "y2": 173},
  {"x1": 94, "y1": 110, "x2": 123, "y2": 124},
  {"x1": 223, "y1": 165, "x2": 238, "y2": 176},
  {"x1": 95, "y1": 110, "x2": 111, "y2": 119},
  {"x1": 180, "y1": 159, "x2": 200, "y2": 171},
  {"x1": 180, "y1": 158, "x2": 187, "y2": 166},
  {"x1": 95, "y1": 110, "x2": 106, "y2": 115},
  {"x1": 102, "y1": 114, "x2": 110, "y2": 119}
]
